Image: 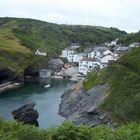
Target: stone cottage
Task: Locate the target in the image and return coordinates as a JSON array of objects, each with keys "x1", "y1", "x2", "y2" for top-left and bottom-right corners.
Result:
[{"x1": 48, "y1": 59, "x2": 64, "y2": 72}]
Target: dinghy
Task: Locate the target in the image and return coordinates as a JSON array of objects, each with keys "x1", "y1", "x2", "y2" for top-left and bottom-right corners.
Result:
[{"x1": 44, "y1": 84, "x2": 50, "y2": 88}]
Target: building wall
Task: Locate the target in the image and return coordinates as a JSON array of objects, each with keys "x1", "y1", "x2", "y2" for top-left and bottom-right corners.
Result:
[
  {"x1": 62, "y1": 50, "x2": 68, "y2": 57},
  {"x1": 101, "y1": 55, "x2": 115, "y2": 63},
  {"x1": 67, "y1": 54, "x2": 73, "y2": 62},
  {"x1": 103, "y1": 50, "x2": 112, "y2": 55},
  {"x1": 39, "y1": 70, "x2": 51, "y2": 78},
  {"x1": 73, "y1": 54, "x2": 83, "y2": 63},
  {"x1": 88, "y1": 51, "x2": 101, "y2": 58},
  {"x1": 71, "y1": 45, "x2": 80, "y2": 49},
  {"x1": 79, "y1": 61, "x2": 100, "y2": 75}
]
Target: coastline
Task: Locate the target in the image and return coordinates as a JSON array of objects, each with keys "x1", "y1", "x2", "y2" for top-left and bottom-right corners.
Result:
[
  {"x1": 58, "y1": 81, "x2": 118, "y2": 128},
  {"x1": 0, "y1": 82, "x2": 23, "y2": 94}
]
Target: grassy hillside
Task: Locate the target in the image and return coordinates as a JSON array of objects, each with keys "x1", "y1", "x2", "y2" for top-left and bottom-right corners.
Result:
[
  {"x1": 0, "y1": 17, "x2": 126, "y2": 53},
  {"x1": 84, "y1": 47, "x2": 140, "y2": 123},
  {"x1": 0, "y1": 118, "x2": 140, "y2": 140},
  {"x1": 0, "y1": 27, "x2": 32, "y2": 73},
  {"x1": 0, "y1": 17, "x2": 126, "y2": 73},
  {"x1": 119, "y1": 31, "x2": 140, "y2": 45}
]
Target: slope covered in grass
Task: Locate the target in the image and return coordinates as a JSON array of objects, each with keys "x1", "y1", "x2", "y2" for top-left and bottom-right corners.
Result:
[
  {"x1": 102, "y1": 47, "x2": 140, "y2": 122},
  {"x1": 0, "y1": 17, "x2": 126, "y2": 53},
  {"x1": 0, "y1": 17, "x2": 126, "y2": 74},
  {"x1": 84, "y1": 47, "x2": 140, "y2": 123},
  {"x1": 0, "y1": 27, "x2": 32, "y2": 73},
  {"x1": 0, "y1": 118, "x2": 140, "y2": 140},
  {"x1": 119, "y1": 31, "x2": 140, "y2": 45}
]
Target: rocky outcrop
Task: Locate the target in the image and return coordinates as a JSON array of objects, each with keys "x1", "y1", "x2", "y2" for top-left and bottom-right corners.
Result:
[
  {"x1": 0, "y1": 69, "x2": 23, "y2": 84},
  {"x1": 11, "y1": 103, "x2": 39, "y2": 126},
  {"x1": 0, "y1": 69, "x2": 24, "y2": 94},
  {"x1": 0, "y1": 82, "x2": 22, "y2": 94},
  {"x1": 59, "y1": 83, "x2": 118, "y2": 128}
]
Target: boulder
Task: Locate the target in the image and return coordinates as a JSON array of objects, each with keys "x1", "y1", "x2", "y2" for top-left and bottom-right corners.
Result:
[{"x1": 11, "y1": 103, "x2": 39, "y2": 126}]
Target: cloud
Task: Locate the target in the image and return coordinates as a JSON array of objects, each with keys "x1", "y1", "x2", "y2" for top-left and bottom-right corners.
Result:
[{"x1": 0, "y1": 0, "x2": 140, "y2": 32}]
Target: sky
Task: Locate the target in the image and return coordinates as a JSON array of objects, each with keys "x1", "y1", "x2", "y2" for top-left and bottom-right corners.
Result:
[{"x1": 0, "y1": 0, "x2": 140, "y2": 33}]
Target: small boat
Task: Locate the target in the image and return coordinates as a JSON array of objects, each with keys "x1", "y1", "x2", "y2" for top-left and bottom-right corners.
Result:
[{"x1": 44, "y1": 84, "x2": 50, "y2": 88}]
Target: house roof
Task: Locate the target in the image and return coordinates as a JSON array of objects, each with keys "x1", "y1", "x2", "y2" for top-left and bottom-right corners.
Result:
[
  {"x1": 102, "y1": 54, "x2": 115, "y2": 59},
  {"x1": 94, "y1": 46, "x2": 108, "y2": 53},
  {"x1": 71, "y1": 43, "x2": 80, "y2": 46},
  {"x1": 103, "y1": 50, "x2": 113, "y2": 54},
  {"x1": 37, "y1": 48, "x2": 47, "y2": 52},
  {"x1": 63, "y1": 47, "x2": 74, "y2": 51},
  {"x1": 49, "y1": 59, "x2": 64, "y2": 65},
  {"x1": 84, "y1": 48, "x2": 93, "y2": 53},
  {"x1": 116, "y1": 46, "x2": 129, "y2": 51}
]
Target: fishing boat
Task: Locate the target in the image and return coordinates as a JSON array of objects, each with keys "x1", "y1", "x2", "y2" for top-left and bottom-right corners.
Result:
[{"x1": 44, "y1": 84, "x2": 50, "y2": 88}]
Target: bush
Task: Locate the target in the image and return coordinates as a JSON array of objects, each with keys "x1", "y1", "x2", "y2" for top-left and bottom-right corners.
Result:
[{"x1": 0, "y1": 118, "x2": 140, "y2": 140}]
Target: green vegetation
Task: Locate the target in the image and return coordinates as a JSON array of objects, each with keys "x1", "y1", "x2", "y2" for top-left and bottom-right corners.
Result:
[
  {"x1": 0, "y1": 118, "x2": 140, "y2": 140},
  {"x1": 0, "y1": 17, "x2": 126, "y2": 73},
  {"x1": 0, "y1": 17, "x2": 127, "y2": 74},
  {"x1": 119, "y1": 31, "x2": 140, "y2": 45},
  {"x1": 84, "y1": 72, "x2": 99, "y2": 90},
  {"x1": 0, "y1": 28, "x2": 32, "y2": 73},
  {"x1": 84, "y1": 47, "x2": 140, "y2": 123},
  {"x1": 0, "y1": 17, "x2": 126, "y2": 52},
  {"x1": 0, "y1": 17, "x2": 140, "y2": 139}
]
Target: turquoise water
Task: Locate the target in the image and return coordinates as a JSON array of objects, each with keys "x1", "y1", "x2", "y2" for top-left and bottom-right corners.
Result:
[{"x1": 0, "y1": 79, "x2": 74, "y2": 128}]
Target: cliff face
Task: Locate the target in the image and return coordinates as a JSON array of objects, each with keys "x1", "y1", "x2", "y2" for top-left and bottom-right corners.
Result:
[
  {"x1": 0, "y1": 69, "x2": 23, "y2": 84},
  {"x1": 59, "y1": 82, "x2": 118, "y2": 127}
]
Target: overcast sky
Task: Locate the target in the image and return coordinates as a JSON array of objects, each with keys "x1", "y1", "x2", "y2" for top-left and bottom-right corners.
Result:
[{"x1": 0, "y1": 0, "x2": 140, "y2": 33}]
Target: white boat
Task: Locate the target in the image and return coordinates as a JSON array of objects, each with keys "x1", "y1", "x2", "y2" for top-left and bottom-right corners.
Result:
[{"x1": 44, "y1": 84, "x2": 50, "y2": 88}]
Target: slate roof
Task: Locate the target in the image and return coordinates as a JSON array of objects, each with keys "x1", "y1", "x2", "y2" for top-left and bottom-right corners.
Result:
[
  {"x1": 116, "y1": 46, "x2": 129, "y2": 51},
  {"x1": 37, "y1": 48, "x2": 47, "y2": 52},
  {"x1": 94, "y1": 46, "x2": 108, "y2": 53},
  {"x1": 71, "y1": 43, "x2": 80, "y2": 46},
  {"x1": 49, "y1": 59, "x2": 64, "y2": 65}
]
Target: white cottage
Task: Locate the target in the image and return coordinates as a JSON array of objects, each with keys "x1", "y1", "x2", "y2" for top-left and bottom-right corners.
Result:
[
  {"x1": 103, "y1": 50, "x2": 113, "y2": 56},
  {"x1": 61, "y1": 48, "x2": 75, "y2": 58},
  {"x1": 88, "y1": 46, "x2": 108, "y2": 58},
  {"x1": 100, "y1": 55, "x2": 117, "y2": 69},
  {"x1": 35, "y1": 49, "x2": 47, "y2": 56},
  {"x1": 71, "y1": 43, "x2": 80, "y2": 49},
  {"x1": 67, "y1": 53, "x2": 74, "y2": 62},
  {"x1": 79, "y1": 58, "x2": 100, "y2": 75},
  {"x1": 72, "y1": 53, "x2": 84, "y2": 63}
]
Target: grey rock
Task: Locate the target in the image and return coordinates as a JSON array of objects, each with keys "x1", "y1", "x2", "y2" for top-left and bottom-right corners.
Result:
[
  {"x1": 87, "y1": 106, "x2": 98, "y2": 115},
  {"x1": 11, "y1": 103, "x2": 39, "y2": 126},
  {"x1": 59, "y1": 83, "x2": 118, "y2": 127}
]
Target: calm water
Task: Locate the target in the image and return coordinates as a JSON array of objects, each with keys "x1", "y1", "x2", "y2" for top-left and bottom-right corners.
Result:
[{"x1": 0, "y1": 79, "x2": 74, "y2": 128}]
